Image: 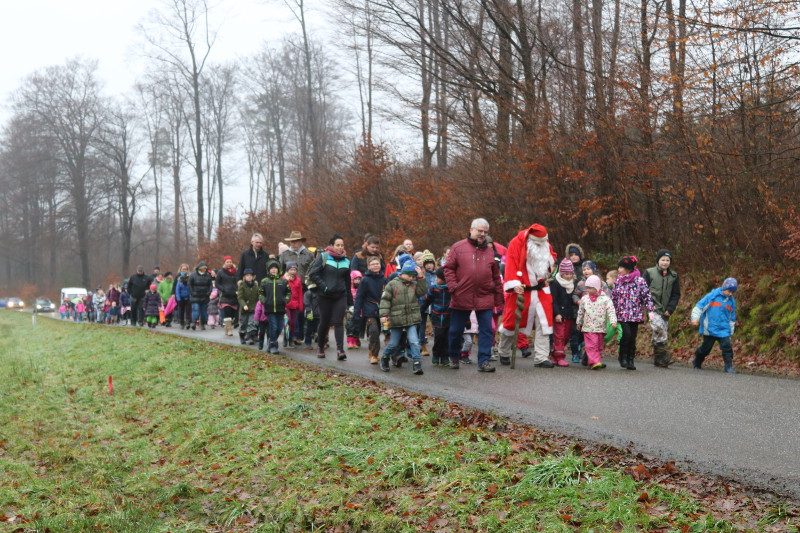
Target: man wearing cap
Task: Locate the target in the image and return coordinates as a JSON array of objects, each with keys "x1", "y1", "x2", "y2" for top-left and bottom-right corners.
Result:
[
  {"x1": 128, "y1": 265, "x2": 153, "y2": 327},
  {"x1": 279, "y1": 231, "x2": 315, "y2": 342},
  {"x1": 643, "y1": 249, "x2": 681, "y2": 367},
  {"x1": 443, "y1": 218, "x2": 505, "y2": 372},
  {"x1": 496, "y1": 223, "x2": 559, "y2": 368},
  {"x1": 279, "y1": 231, "x2": 315, "y2": 282},
  {"x1": 237, "y1": 233, "x2": 269, "y2": 283}
]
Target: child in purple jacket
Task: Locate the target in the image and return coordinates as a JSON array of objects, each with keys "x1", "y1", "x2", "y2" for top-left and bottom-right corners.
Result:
[{"x1": 610, "y1": 256, "x2": 655, "y2": 370}]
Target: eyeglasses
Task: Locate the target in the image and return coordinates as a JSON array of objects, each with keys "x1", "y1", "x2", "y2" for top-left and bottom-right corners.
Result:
[{"x1": 472, "y1": 228, "x2": 489, "y2": 234}]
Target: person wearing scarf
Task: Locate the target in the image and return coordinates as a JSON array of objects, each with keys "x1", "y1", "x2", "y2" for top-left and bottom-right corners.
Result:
[
  {"x1": 550, "y1": 258, "x2": 579, "y2": 366},
  {"x1": 610, "y1": 256, "x2": 656, "y2": 370},
  {"x1": 308, "y1": 234, "x2": 352, "y2": 360},
  {"x1": 215, "y1": 256, "x2": 240, "y2": 336}
]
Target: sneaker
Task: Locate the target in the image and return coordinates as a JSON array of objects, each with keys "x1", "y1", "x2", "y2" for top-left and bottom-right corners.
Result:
[
  {"x1": 337, "y1": 351, "x2": 347, "y2": 361},
  {"x1": 304, "y1": 342, "x2": 313, "y2": 350},
  {"x1": 380, "y1": 356, "x2": 390, "y2": 372},
  {"x1": 412, "y1": 361, "x2": 424, "y2": 375},
  {"x1": 317, "y1": 348, "x2": 326, "y2": 359},
  {"x1": 571, "y1": 354, "x2": 581, "y2": 363},
  {"x1": 590, "y1": 363, "x2": 607, "y2": 370},
  {"x1": 534, "y1": 360, "x2": 554, "y2": 368},
  {"x1": 460, "y1": 357, "x2": 473, "y2": 364},
  {"x1": 499, "y1": 356, "x2": 511, "y2": 366},
  {"x1": 449, "y1": 360, "x2": 460, "y2": 369},
  {"x1": 478, "y1": 362, "x2": 496, "y2": 373}
]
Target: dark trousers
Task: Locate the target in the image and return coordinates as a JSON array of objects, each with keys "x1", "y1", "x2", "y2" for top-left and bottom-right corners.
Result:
[
  {"x1": 317, "y1": 296, "x2": 347, "y2": 350},
  {"x1": 176, "y1": 300, "x2": 191, "y2": 326},
  {"x1": 432, "y1": 326, "x2": 450, "y2": 363},
  {"x1": 304, "y1": 317, "x2": 319, "y2": 345},
  {"x1": 448, "y1": 309, "x2": 493, "y2": 366},
  {"x1": 130, "y1": 297, "x2": 145, "y2": 325},
  {"x1": 364, "y1": 318, "x2": 380, "y2": 355},
  {"x1": 619, "y1": 322, "x2": 640, "y2": 364},
  {"x1": 695, "y1": 335, "x2": 734, "y2": 365}
]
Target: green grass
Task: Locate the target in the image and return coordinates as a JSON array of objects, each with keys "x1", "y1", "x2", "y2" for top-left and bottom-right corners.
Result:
[{"x1": 0, "y1": 311, "x2": 797, "y2": 532}]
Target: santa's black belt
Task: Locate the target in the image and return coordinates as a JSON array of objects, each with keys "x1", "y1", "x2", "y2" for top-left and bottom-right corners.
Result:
[{"x1": 523, "y1": 282, "x2": 545, "y2": 291}]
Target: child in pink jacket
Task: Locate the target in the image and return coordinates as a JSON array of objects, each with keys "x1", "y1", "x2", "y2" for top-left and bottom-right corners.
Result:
[{"x1": 577, "y1": 276, "x2": 618, "y2": 370}]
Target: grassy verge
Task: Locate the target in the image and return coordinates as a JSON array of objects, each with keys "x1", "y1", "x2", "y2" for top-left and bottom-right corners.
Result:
[{"x1": 0, "y1": 311, "x2": 797, "y2": 532}]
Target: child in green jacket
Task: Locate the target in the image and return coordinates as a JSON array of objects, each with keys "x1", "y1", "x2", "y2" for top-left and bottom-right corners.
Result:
[{"x1": 379, "y1": 262, "x2": 427, "y2": 375}]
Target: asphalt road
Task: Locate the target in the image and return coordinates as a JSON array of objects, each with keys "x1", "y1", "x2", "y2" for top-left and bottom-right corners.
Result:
[{"x1": 37, "y1": 313, "x2": 800, "y2": 500}]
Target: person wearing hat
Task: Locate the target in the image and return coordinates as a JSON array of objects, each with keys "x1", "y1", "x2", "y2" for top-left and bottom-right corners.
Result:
[
  {"x1": 308, "y1": 234, "x2": 353, "y2": 360},
  {"x1": 215, "y1": 256, "x2": 240, "y2": 336},
  {"x1": 128, "y1": 265, "x2": 153, "y2": 327},
  {"x1": 280, "y1": 231, "x2": 315, "y2": 341},
  {"x1": 237, "y1": 233, "x2": 269, "y2": 283},
  {"x1": 550, "y1": 258, "x2": 579, "y2": 366},
  {"x1": 188, "y1": 261, "x2": 214, "y2": 330},
  {"x1": 691, "y1": 277, "x2": 739, "y2": 373},
  {"x1": 643, "y1": 249, "x2": 682, "y2": 367},
  {"x1": 143, "y1": 283, "x2": 162, "y2": 329},
  {"x1": 610, "y1": 256, "x2": 656, "y2": 370},
  {"x1": 157, "y1": 272, "x2": 174, "y2": 327},
  {"x1": 576, "y1": 275, "x2": 618, "y2": 370},
  {"x1": 379, "y1": 260, "x2": 428, "y2": 375}
]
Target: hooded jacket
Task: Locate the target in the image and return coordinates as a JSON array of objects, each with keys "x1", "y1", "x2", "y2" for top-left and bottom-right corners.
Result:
[
  {"x1": 691, "y1": 288, "x2": 736, "y2": 338},
  {"x1": 128, "y1": 272, "x2": 153, "y2": 299},
  {"x1": 215, "y1": 267, "x2": 240, "y2": 307},
  {"x1": 188, "y1": 266, "x2": 213, "y2": 304},
  {"x1": 259, "y1": 260, "x2": 291, "y2": 313},
  {"x1": 380, "y1": 275, "x2": 428, "y2": 328},
  {"x1": 237, "y1": 277, "x2": 261, "y2": 313}
]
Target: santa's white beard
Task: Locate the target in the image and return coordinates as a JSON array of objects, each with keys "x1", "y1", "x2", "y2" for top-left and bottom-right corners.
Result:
[{"x1": 527, "y1": 237, "x2": 552, "y2": 281}]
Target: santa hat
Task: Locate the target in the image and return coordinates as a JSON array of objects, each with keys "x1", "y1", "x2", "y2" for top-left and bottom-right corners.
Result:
[{"x1": 530, "y1": 224, "x2": 547, "y2": 238}]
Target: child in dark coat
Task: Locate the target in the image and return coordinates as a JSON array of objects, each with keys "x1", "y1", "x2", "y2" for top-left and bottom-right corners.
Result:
[
  {"x1": 424, "y1": 267, "x2": 452, "y2": 366},
  {"x1": 353, "y1": 257, "x2": 387, "y2": 364},
  {"x1": 550, "y1": 258, "x2": 579, "y2": 366},
  {"x1": 259, "y1": 259, "x2": 291, "y2": 354},
  {"x1": 144, "y1": 284, "x2": 162, "y2": 329}
]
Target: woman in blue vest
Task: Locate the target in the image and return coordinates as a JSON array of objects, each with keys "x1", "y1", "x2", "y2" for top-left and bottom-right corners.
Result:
[{"x1": 309, "y1": 234, "x2": 353, "y2": 361}]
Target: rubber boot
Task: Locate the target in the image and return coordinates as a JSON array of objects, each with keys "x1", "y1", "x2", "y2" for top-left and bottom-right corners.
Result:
[
  {"x1": 618, "y1": 353, "x2": 628, "y2": 369},
  {"x1": 551, "y1": 351, "x2": 569, "y2": 367},
  {"x1": 368, "y1": 348, "x2": 379, "y2": 364},
  {"x1": 224, "y1": 318, "x2": 233, "y2": 336},
  {"x1": 724, "y1": 360, "x2": 738, "y2": 374},
  {"x1": 626, "y1": 356, "x2": 636, "y2": 370}
]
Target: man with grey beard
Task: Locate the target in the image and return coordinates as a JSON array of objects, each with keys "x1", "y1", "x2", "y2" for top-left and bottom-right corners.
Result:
[{"x1": 497, "y1": 223, "x2": 558, "y2": 367}]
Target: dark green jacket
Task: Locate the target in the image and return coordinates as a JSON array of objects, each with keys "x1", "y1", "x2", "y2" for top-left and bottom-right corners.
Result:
[
  {"x1": 259, "y1": 274, "x2": 291, "y2": 314},
  {"x1": 379, "y1": 276, "x2": 427, "y2": 328},
  {"x1": 237, "y1": 280, "x2": 260, "y2": 313},
  {"x1": 643, "y1": 266, "x2": 681, "y2": 316}
]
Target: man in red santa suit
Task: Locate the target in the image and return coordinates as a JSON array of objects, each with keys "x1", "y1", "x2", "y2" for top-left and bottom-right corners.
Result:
[{"x1": 498, "y1": 223, "x2": 558, "y2": 367}]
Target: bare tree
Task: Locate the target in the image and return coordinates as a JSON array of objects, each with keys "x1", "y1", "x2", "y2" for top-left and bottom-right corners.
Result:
[
  {"x1": 140, "y1": 0, "x2": 217, "y2": 246},
  {"x1": 13, "y1": 59, "x2": 107, "y2": 287}
]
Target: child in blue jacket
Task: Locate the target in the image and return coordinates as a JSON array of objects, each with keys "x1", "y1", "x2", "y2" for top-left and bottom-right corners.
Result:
[
  {"x1": 690, "y1": 277, "x2": 739, "y2": 373},
  {"x1": 424, "y1": 268, "x2": 452, "y2": 367}
]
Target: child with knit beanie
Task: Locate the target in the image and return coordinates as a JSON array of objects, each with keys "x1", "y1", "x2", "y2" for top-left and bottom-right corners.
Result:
[
  {"x1": 577, "y1": 275, "x2": 618, "y2": 369},
  {"x1": 610, "y1": 255, "x2": 656, "y2": 370},
  {"x1": 690, "y1": 277, "x2": 739, "y2": 373},
  {"x1": 379, "y1": 261, "x2": 428, "y2": 375},
  {"x1": 550, "y1": 258, "x2": 579, "y2": 366}
]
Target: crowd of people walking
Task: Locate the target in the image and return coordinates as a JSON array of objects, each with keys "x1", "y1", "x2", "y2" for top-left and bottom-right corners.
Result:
[{"x1": 57, "y1": 221, "x2": 741, "y2": 374}]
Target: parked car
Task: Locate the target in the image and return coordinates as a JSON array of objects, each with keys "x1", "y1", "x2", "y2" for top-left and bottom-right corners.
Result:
[
  {"x1": 6, "y1": 297, "x2": 25, "y2": 309},
  {"x1": 34, "y1": 298, "x2": 54, "y2": 313},
  {"x1": 0, "y1": 298, "x2": 7, "y2": 308}
]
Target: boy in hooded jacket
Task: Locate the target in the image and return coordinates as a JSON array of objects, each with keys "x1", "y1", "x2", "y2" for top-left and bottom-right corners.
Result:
[
  {"x1": 259, "y1": 259, "x2": 291, "y2": 354},
  {"x1": 690, "y1": 277, "x2": 739, "y2": 373},
  {"x1": 424, "y1": 267, "x2": 452, "y2": 366}
]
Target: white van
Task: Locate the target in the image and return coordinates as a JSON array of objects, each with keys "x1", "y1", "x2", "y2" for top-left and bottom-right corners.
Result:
[{"x1": 60, "y1": 287, "x2": 88, "y2": 304}]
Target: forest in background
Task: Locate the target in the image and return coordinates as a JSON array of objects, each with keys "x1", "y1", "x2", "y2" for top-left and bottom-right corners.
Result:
[{"x1": 2, "y1": 0, "x2": 800, "y2": 296}]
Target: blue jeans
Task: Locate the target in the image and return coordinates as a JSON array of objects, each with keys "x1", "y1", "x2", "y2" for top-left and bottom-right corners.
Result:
[
  {"x1": 418, "y1": 312, "x2": 429, "y2": 345},
  {"x1": 191, "y1": 303, "x2": 208, "y2": 324},
  {"x1": 267, "y1": 313, "x2": 285, "y2": 344},
  {"x1": 384, "y1": 325, "x2": 421, "y2": 362},
  {"x1": 448, "y1": 309, "x2": 494, "y2": 366}
]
